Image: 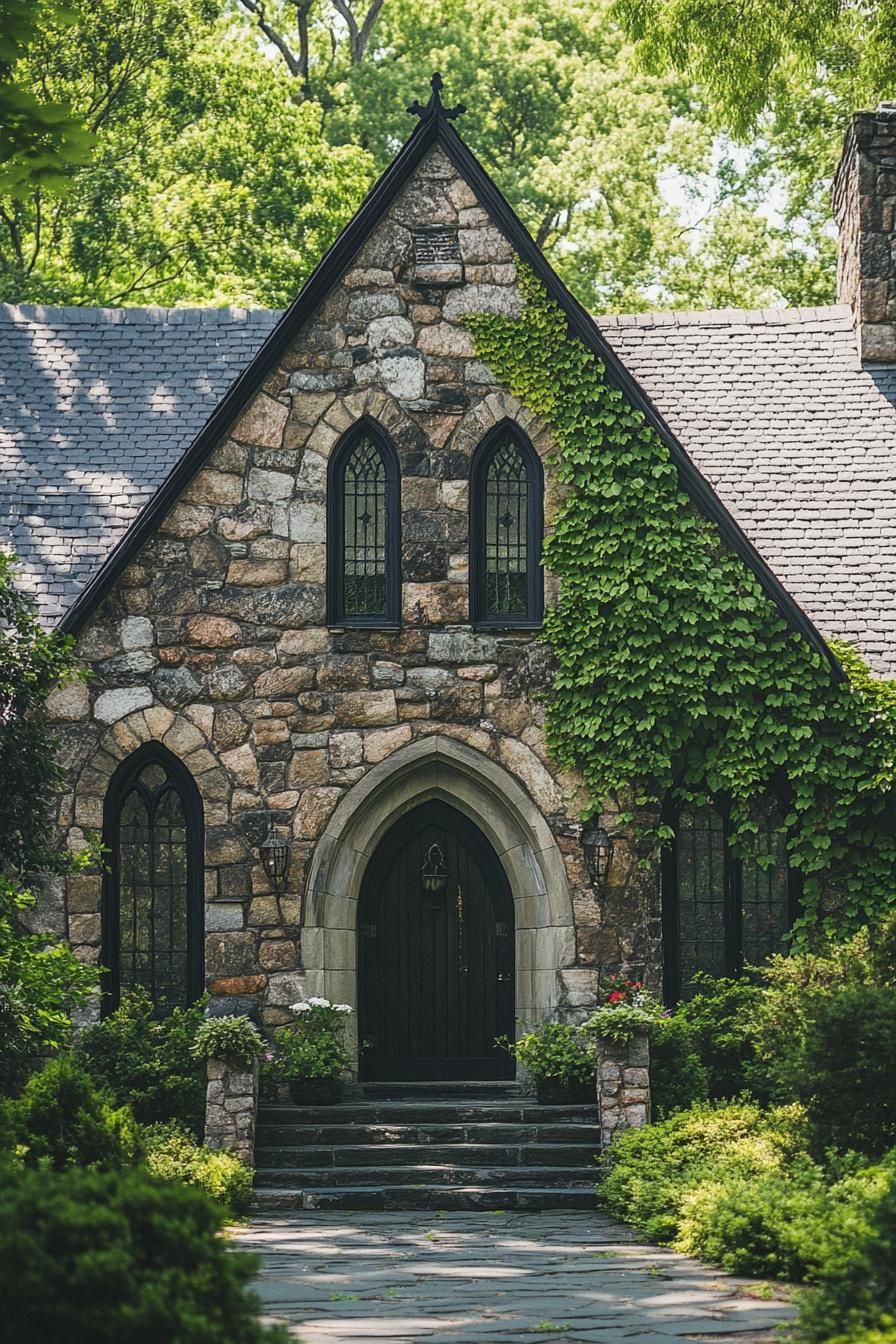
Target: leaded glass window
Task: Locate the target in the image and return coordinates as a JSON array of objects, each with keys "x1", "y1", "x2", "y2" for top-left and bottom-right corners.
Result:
[
  {"x1": 741, "y1": 796, "x2": 790, "y2": 967},
  {"x1": 675, "y1": 805, "x2": 727, "y2": 991},
  {"x1": 343, "y1": 436, "x2": 388, "y2": 617},
  {"x1": 103, "y1": 747, "x2": 202, "y2": 1014},
  {"x1": 328, "y1": 421, "x2": 400, "y2": 625},
  {"x1": 665, "y1": 796, "x2": 793, "y2": 1002},
  {"x1": 471, "y1": 423, "x2": 543, "y2": 625},
  {"x1": 485, "y1": 439, "x2": 528, "y2": 617}
]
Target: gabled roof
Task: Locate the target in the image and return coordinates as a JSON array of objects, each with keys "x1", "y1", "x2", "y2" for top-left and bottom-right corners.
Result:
[
  {"x1": 0, "y1": 89, "x2": 842, "y2": 678},
  {"x1": 0, "y1": 304, "x2": 279, "y2": 625}
]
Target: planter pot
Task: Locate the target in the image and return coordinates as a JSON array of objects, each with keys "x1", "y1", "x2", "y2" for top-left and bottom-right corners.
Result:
[
  {"x1": 535, "y1": 1078, "x2": 594, "y2": 1106},
  {"x1": 288, "y1": 1078, "x2": 343, "y2": 1106}
]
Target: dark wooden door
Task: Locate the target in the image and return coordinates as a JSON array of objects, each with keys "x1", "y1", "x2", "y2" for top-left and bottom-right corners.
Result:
[{"x1": 358, "y1": 801, "x2": 515, "y2": 1081}]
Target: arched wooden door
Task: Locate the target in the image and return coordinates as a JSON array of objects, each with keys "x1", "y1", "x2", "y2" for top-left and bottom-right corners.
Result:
[{"x1": 358, "y1": 801, "x2": 515, "y2": 1081}]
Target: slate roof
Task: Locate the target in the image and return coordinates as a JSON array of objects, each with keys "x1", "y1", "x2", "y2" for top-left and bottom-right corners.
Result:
[
  {"x1": 0, "y1": 303, "x2": 280, "y2": 625},
  {"x1": 2, "y1": 297, "x2": 895, "y2": 673},
  {"x1": 598, "y1": 304, "x2": 896, "y2": 675}
]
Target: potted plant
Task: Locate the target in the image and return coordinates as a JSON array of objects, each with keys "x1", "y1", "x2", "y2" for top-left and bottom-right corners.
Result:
[
  {"x1": 267, "y1": 997, "x2": 353, "y2": 1105},
  {"x1": 498, "y1": 1022, "x2": 596, "y2": 1104},
  {"x1": 583, "y1": 977, "x2": 663, "y2": 1045},
  {"x1": 192, "y1": 1014, "x2": 265, "y2": 1067}
]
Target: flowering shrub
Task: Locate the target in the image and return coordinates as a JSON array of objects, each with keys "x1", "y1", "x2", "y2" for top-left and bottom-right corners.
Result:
[
  {"x1": 265, "y1": 998, "x2": 352, "y2": 1083},
  {"x1": 584, "y1": 978, "x2": 664, "y2": 1044},
  {"x1": 498, "y1": 1022, "x2": 595, "y2": 1084},
  {"x1": 191, "y1": 1016, "x2": 264, "y2": 1066}
]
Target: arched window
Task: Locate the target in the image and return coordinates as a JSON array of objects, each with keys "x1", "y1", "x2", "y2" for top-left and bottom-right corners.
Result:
[
  {"x1": 327, "y1": 418, "x2": 400, "y2": 626},
  {"x1": 470, "y1": 421, "x2": 543, "y2": 627},
  {"x1": 662, "y1": 795, "x2": 796, "y2": 1003},
  {"x1": 101, "y1": 743, "x2": 204, "y2": 1013}
]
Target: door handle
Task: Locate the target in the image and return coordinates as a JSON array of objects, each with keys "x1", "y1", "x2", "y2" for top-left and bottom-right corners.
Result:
[{"x1": 497, "y1": 974, "x2": 512, "y2": 983}]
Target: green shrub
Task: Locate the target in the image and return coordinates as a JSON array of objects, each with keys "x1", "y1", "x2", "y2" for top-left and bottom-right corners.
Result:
[
  {"x1": 797, "y1": 1156, "x2": 896, "y2": 1342},
  {"x1": 143, "y1": 1123, "x2": 253, "y2": 1214},
  {"x1": 4, "y1": 1054, "x2": 139, "y2": 1171},
  {"x1": 673, "y1": 975, "x2": 762, "y2": 1100},
  {"x1": 78, "y1": 990, "x2": 206, "y2": 1135},
  {"x1": 600, "y1": 1099, "x2": 824, "y2": 1278},
  {"x1": 192, "y1": 1015, "x2": 264, "y2": 1066},
  {"x1": 498, "y1": 1022, "x2": 595, "y2": 1084},
  {"x1": 650, "y1": 1015, "x2": 709, "y2": 1117},
  {"x1": 799, "y1": 984, "x2": 896, "y2": 1157},
  {"x1": 0, "y1": 1163, "x2": 287, "y2": 1344}
]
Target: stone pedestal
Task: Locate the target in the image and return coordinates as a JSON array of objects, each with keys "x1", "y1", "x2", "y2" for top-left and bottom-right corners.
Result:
[
  {"x1": 595, "y1": 1028, "x2": 650, "y2": 1149},
  {"x1": 205, "y1": 1055, "x2": 259, "y2": 1166}
]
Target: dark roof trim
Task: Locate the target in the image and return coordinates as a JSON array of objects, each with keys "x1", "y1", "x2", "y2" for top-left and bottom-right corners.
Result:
[{"x1": 58, "y1": 103, "x2": 843, "y2": 682}]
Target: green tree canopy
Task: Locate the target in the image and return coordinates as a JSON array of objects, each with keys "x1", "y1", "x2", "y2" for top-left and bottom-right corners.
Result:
[{"x1": 0, "y1": 0, "x2": 828, "y2": 310}]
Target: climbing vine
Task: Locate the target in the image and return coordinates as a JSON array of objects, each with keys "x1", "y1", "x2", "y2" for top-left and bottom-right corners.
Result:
[{"x1": 465, "y1": 270, "x2": 896, "y2": 943}]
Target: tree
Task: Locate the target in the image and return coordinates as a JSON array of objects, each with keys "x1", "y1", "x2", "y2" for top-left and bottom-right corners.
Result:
[
  {"x1": 615, "y1": 0, "x2": 888, "y2": 138},
  {"x1": 0, "y1": 552, "x2": 97, "y2": 1091},
  {"x1": 0, "y1": 2, "x2": 372, "y2": 305},
  {"x1": 0, "y1": 0, "x2": 93, "y2": 198}
]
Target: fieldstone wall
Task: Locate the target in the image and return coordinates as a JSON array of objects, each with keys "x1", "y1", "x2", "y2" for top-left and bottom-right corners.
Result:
[
  {"x1": 595, "y1": 1030, "x2": 651, "y2": 1149},
  {"x1": 43, "y1": 144, "x2": 663, "y2": 1045},
  {"x1": 834, "y1": 103, "x2": 896, "y2": 361},
  {"x1": 205, "y1": 1055, "x2": 259, "y2": 1165}
]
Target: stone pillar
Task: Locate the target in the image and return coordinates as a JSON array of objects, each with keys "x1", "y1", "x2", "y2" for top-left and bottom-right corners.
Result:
[
  {"x1": 595, "y1": 1029, "x2": 650, "y2": 1150},
  {"x1": 205, "y1": 1056, "x2": 259, "y2": 1166},
  {"x1": 833, "y1": 103, "x2": 896, "y2": 362}
]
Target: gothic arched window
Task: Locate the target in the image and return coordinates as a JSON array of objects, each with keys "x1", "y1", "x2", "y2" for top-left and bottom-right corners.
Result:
[
  {"x1": 101, "y1": 744, "x2": 204, "y2": 1013},
  {"x1": 662, "y1": 795, "x2": 795, "y2": 1003},
  {"x1": 470, "y1": 421, "x2": 543, "y2": 626},
  {"x1": 327, "y1": 419, "x2": 400, "y2": 626}
]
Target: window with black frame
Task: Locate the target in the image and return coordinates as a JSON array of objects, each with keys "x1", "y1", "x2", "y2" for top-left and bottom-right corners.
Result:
[
  {"x1": 327, "y1": 420, "x2": 400, "y2": 626},
  {"x1": 663, "y1": 795, "x2": 795, "y2": 1003},
  {"x1": 470, "y1": 422, "x2": 543, "y2": 626},
  {"x1": 102, "y1": 745, "x2": 203, "y2": 1013}
]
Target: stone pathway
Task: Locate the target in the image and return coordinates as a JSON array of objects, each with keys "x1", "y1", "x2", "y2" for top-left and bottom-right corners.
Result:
[{"x1": 236, "y1": 1211, "x2": 797, "y2": 1343}]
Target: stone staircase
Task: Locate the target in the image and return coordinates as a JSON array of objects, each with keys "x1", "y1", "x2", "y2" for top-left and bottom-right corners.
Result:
[{"x1": 253, "y1": 1081, "x2": 601, "y2": 1211}]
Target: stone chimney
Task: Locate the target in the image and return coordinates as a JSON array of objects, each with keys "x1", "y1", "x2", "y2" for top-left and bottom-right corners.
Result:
[{"x1": 834, "y1": 103, "x2": 896, "y2": 361}]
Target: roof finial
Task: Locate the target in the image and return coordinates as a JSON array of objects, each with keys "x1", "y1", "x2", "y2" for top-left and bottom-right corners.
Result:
[{"x1": 407, "y1": 72, "x2": 466, "y2": 122}]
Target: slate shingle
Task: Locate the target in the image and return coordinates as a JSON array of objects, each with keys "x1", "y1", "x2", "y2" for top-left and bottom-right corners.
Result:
[{"x1": 2, "y1": 299, "x2": 895, "y2": 675}]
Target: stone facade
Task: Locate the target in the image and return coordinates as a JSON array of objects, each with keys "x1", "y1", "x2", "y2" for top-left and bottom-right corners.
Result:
[
  {"x1": 595, "y1": 1031, "x2": 651, "y2": 1149},
  {"x1": 43, "y1": 145, "x2": 662, "y2": 1061},
  {"x1": 205, "y1": 1055, "x2": 258, "y2": 1165},
  {"x1": 834, "y1": 103, "x2": 896, "y2": 361}
]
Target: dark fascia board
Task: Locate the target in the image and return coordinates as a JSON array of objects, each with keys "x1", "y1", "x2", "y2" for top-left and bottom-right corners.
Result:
[{"x1": 59, "y1": 108, "x2": 843, "y2": 682}]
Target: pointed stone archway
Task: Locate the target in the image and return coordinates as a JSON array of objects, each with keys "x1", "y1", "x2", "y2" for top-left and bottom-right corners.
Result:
[{"x1": 302, "y1": 735, "x2": 577, "y2": 1065}]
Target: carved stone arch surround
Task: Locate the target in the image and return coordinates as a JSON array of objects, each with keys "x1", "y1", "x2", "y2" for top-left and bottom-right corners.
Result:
[{"x1": 303, "y1": 735, "x2": 577, "y2": 1058}]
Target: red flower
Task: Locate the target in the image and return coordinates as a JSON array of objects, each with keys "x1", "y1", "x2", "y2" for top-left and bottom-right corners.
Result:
[{"x1": 608, "y1": 990, "x2": 626, "y2": 1003}]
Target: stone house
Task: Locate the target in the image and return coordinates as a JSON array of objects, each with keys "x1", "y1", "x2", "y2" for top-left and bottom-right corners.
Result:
[{"x1": 3, "y1": 86, "x2": 896, "y2": 1083}]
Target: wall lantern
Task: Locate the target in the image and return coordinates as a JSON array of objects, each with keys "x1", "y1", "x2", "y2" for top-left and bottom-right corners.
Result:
[
  {"x1": 421, "y1": 843, "x2": 448, "y2": 906},
  {"x1": 259, "y1": 817, "x2": 290, "y2": 893},
  {"x1": 581, "y1": 819, "x2": 615, "y2": 891}
]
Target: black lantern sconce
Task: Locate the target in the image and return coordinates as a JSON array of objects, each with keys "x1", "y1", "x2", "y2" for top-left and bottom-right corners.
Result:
[
  {"x1": 581, "y1": 818, "x2": 616, "y2": 893},
  {"x1": 421, "y1": 843, "x2": 448, "y2": 908},
  {"x1": 258, "y1": 816, "x2": 290, "y2": 894}
]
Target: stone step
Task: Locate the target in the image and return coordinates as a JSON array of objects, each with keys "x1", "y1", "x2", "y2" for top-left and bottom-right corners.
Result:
[
  {"x1": 353, "y1": 1081, "x2": 523, "y2": 1100},
  {"x1": 255, "y1": 1120, "x2": 603, "y2": 1148},
  {"x1": 254, "y1": 1163, "x2": 599, "y2": 1189},
  {"x1": 257, "y1": 1101, "x2": 597, "y2": 1126},
  {"x1": 253, "y1": 1184, "x2": 599, "y2": 1212},
  {"x1": 255, "y1": 1142, "x2": 600, "y2": 1169}
]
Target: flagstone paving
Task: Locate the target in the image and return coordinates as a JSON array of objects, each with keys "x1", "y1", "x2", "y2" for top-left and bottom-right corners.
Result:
[{"x1": 236, "y1": 1211, "x2": 797, "y2": 1344}]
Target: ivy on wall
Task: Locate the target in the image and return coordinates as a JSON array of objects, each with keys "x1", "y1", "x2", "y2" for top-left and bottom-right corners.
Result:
[{"x1": 466, "y1": 270, "x2": 896, "y2": 942}]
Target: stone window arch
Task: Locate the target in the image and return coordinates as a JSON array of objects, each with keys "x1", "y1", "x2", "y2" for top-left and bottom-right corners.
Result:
[
  {"x1": 662, "y1": 793, "x2": 797, "y2": 1003},
  {"x1": 101, "y1": 742, "x2": 204, "y2": 1013},
  {"x1": 470, "y1": 420, "x2": 543, "y2": 626},
  {"x1": 327, "y1": 417, "x2": 401, "y2": 626}
]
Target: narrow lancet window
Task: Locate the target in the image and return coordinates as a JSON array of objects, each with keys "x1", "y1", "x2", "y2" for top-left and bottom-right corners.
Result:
[
  {"x1": 328, "y1": 420, "x2": 400, "y2": 625},
  {"x1": 471, "y1": 422, "x2": 543, "y2": 625}
]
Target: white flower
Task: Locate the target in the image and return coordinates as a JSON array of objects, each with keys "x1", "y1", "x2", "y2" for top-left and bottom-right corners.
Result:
[
  {"x1": 307, "y1": 996, "x2": 331, "y2": 1008},
  {"x1": 290, "y1": 1001, "x2": 312, "y2": 1013},
  {"x1": 333, "y1": 1003, "x2": 353, "y2": 1014}
]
